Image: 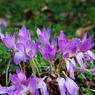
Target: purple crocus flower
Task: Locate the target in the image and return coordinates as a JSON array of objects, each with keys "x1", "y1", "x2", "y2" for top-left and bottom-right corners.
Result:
[
  {"x1": 65, "y1": 59, "x2": 76, "y2": 79},
  {"x1": 12, "y1": 25, "x2": 39, "y2": 65},
  {"x1": 37, "y1": 77, "x2": 49, "y2": 95},
  {"x1": 0, "y1": 70, "x2": 49, "y2": 95},
  {"x1": 13, "y1": 43, "x2": 25, "y2": 65},
  {"x1": 25, "y1": 40, "x2": 39, "y2": 59},
  {"x1": 0, "y1": 32, "x2": 15, "y2": 49},
  {"x1": 58, "y1": 31, "x2": 95, "y2": 79},
  {"x1": 39, "y1": 39, "x2": 56, "y2": 62},
  {"x1": 65, "y1": 77, "x2": 79, "y2": 95},
  {"x1": 19, "y1": 25, "x2": 31, "y2": 40},
  {"x1": 9, "y1": 69, "x2": 27, "y2": 85},
  {"x1": 57, "y1": 77, "x2": 66, "y2": 95},
  {"x1": 81, "y1": 33, "x2": 95, "y2": 53},
  {"x1": 37, "y1": 27, "x2": 50, "y2": 44},
  {"x1": 58, "y1": 31, "x2": 67, "y2": 54},
  {"x1": 19, "y1": 77, "x2": 39, "y2": 95},
  {"x1": 57, "y1": 76, "x2": 79, "y2": 95},
  {"x1": 14, "y1": 40, "x2": 39, "y2": 65}
]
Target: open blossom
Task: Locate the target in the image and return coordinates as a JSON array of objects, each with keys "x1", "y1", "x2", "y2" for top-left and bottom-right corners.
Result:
[
  {"x1": 9, "y1": 69, "x2": 27, "y2": 85},
  {"x1": 39, "y1": 39, "x2": 56, "y2": 62},
  {"x1": 37, "y1": 27, "x2": 50, "y2": 44},
  {"x1": 14, "y1": 40, "x2": 39, "y2": 65},
  {"x1": 0, "y1": 31, "x2": 15, "y2": 49}
]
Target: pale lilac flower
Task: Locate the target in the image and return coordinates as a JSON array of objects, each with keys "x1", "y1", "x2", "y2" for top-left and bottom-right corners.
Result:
[
  {"x1": 65, "y1": 77, "x2": 79, "y2": 95},
  {"x1": 57, "y1": 77, "x2": 66, "y2": 95},
  {"x1": 76, "y1": 52, "x2": 87, "y2": 70},
  {"x1": 65, "y1": 59, "x2": 76, "y2": 79},
  {"x1": 37, "y1": 27, "x2": 50, "y2": 44},
  {"x1": 57, "y1": 76, "x2": 79, "y2": 95},
  {"x1": 87, "y1": 50, "x2": 95, "y2": 60},
  {"x1": 37, "y1": 78, "x2": 49, "y2": 95}
]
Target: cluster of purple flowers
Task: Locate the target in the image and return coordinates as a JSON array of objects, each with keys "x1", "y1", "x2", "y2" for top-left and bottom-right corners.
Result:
[
  {"x1": 0, "y1": 70, "x2": 78, "y2": 95},
  {"x1": 0, "y1": 25, "x2": 39, "y2": 65},
  {"x1": 0, "y1": 69, "x2": 49, "y2": 95},
  {"x1": 0, "y1": 25, "x2": 95, "y2": 95}
]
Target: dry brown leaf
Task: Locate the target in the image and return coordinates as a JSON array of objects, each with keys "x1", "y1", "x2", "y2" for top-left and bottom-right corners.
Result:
[{"x1": 75, "y1": 26, "x2": 95, "y2": 38}]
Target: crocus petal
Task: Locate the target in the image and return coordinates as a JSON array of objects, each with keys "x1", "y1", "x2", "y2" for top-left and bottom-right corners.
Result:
[
  {"x1": 58, "y1": 31, "x2": 66, "y2": 54},
  {"x1": 0, "y1": 85, "x2": 6, "y2": 94},
  {"x1": 9, "y1": 74, "x2": 19, "y2": 84},
  {"x1": 88, "y1": 67, "x2": 95, "y2": 76},
  {"x1": 37, "y1": 27, "x2": 50, "y2": 44},
  {"x1": 82, "y1": 32, "x2": 87, "y2": 43},
  {"x1": 19, "y1": 25, "x2": 30, "y2": 39},
  {"x1": 27, "y1": 77, "x2": 36, "y2": 89},
  {"x1": 65, "y1": 78, "x2": 78, "y2": 95},
  {"x1": 69, "y1": 63, "x2": 75, "y2": 79},
  {"x1": 37, "y1": 28, "x2": 42, "y2": 35},
  {"x1": 16, "y1": 69, "x2": 27, "y2": 83},
  {"x1": 16, "y1": 43, "x2": 25, "y2": 52},
  {"x1": 2, "y1": 34, "x2": 15, "y2": 48},
  {"x1": 65, "y1": 60, "x2": 70, "y2": 72},
  {"x1": 38, "y1": 80, "x2": 49, "y2": 95},
  {"x1": 18, "y1": 35, "x2": 30, "y2": 44},
  {"x1": 76, "y1": 53, "x2": 86, "y2": 70},
  {"x1": 65, "y1": 59, "x2": 75, "y2": 79},
  {"x1": 0, "y1": 30, "x2": 4, "y2": 40},
  {"x1": 81, "y1": 35, "x2": 94, "y2": 52},
  {"x1": 57, "y1": 77, "x2": 66, "y2": 95},
  {"x1": 87, "y1": 50, "x2": 95, "y2": 60},
  {"x1": 14, "y1": 52, "x2": 24, "y2": 65}
]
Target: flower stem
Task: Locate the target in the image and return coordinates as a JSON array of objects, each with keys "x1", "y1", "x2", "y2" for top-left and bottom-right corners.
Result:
[
  {"x1": 6, "y1": 59, "x2": 11, "y2": 86},
  {"x1": 34, "y1": 58, "x2": 42, "y2": 73},
  {"x1": 23, "y1": 61, "x2": 25, "y2": 73},
  {"x1": 32, "y1": 58, "x2": 40, "y2": 76},
  {"x1": 19, "y1": 64, "x2": 23, "y2": 71},
  {"x1": 29, "y1": 59, "x2": 36, "y2": 76},
  {"x1": 62, "y1": 71, "x2": 68, "y2": 78}
]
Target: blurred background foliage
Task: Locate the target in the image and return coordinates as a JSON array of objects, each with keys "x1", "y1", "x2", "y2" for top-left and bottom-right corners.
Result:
[{"x1": 0, "y1": 0, "x2": 95, "y2": 38}]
